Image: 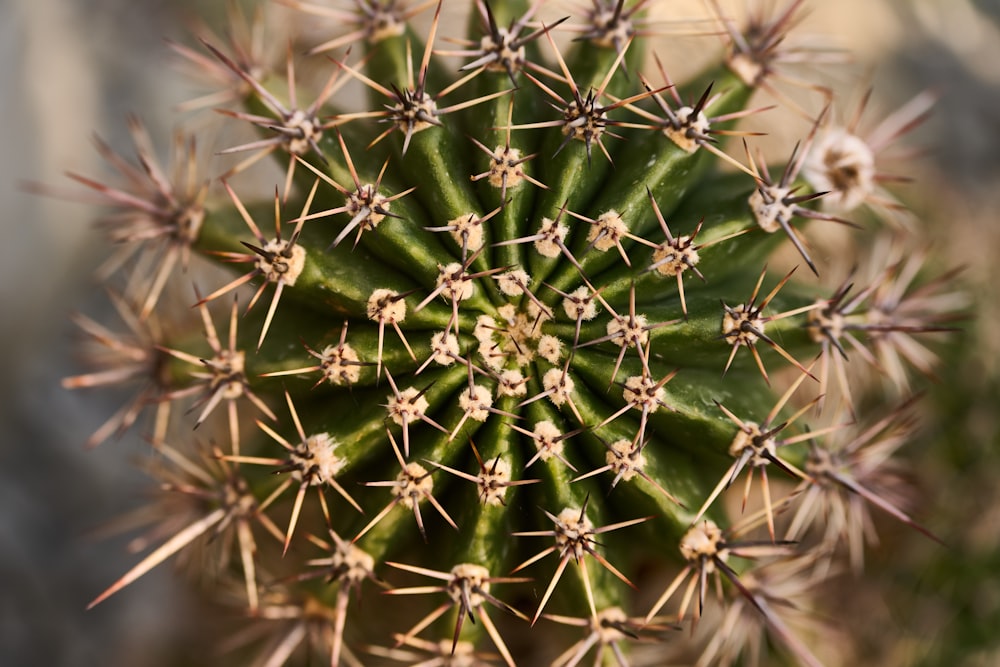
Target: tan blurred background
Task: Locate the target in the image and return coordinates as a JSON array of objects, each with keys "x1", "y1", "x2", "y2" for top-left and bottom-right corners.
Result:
[{"x1": 2, "y1": 1, "x2": 998, "y2": 665}]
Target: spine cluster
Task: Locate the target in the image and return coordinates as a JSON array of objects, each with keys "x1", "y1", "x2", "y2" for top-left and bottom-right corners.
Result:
[{"x1": 62, "y1": 1, "x2": 963, "y2": 665}]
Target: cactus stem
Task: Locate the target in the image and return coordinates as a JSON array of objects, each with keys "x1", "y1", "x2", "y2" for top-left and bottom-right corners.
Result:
[{"x1": 62, "y1": 2, "x2": 967, "y2": 661}]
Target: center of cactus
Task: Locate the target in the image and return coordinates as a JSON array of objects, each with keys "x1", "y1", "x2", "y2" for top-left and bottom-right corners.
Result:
[{"x1": 476, "y1": 301, "x2": 557, "y2": 369}]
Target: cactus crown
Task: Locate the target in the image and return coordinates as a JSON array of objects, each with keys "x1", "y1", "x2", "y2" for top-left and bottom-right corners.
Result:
[{"x1": 63, "y1": 1, "x2": 964, "y2": 665}]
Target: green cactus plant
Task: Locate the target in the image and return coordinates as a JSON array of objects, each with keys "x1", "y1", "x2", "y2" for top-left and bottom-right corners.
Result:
[{"x1": 61, "y1": 1, "x2": 965, "y2": 665}]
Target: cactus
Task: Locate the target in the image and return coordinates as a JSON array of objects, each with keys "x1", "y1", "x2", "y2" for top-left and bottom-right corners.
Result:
[{"x1": 61, "y1": 1, "x2": 965, "y2": 665}]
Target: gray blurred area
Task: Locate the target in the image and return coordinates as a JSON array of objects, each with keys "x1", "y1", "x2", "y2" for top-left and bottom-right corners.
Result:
[
  {"x1": 2, "y1": 1, "x2": 998, "y2": 666},
  {"x1": 1, "y1": 1, "x2": 209, "y2": 666}
]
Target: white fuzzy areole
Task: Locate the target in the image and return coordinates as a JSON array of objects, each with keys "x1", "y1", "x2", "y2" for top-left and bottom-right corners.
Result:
[
  {"x1": 367, "y1": 289, "x2": 406, "y2": 323},
  {"x1": 804, "y1": 128, "x2": 876, "y2": 212}
]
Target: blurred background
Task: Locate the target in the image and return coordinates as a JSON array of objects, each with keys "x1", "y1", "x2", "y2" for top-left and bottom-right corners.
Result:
[{"x1": 2, "y1": 1, "x2": 998, "y2": 665}]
